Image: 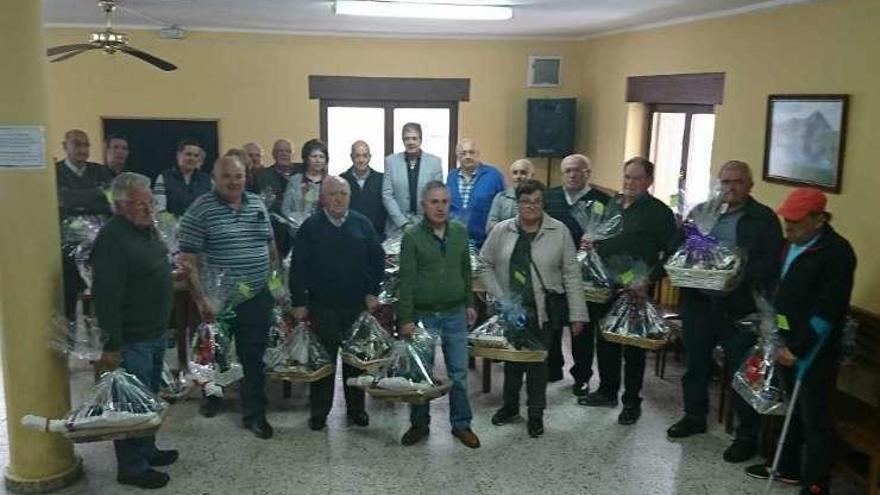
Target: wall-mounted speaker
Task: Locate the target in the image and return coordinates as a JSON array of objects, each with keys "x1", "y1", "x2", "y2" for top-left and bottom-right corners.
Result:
[{"x1": 526, "y1": 98, "x2": 576, "y2": 158}]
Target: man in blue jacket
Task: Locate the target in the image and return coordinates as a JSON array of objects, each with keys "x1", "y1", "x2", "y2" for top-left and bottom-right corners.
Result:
[{"x1": 447, "y1": 138, "x2": 505, "y2": 247}]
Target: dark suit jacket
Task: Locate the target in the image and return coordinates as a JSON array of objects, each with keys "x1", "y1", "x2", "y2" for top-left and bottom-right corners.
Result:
[
  {"x1": 341, "y1": 167, "x2": 387, "y2": 237},
  {"x1": 55, "y1": 160, "x2": 114, "y2": 218}
]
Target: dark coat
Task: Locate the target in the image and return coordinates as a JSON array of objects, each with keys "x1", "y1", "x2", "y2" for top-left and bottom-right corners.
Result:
[
  {"x1": 55, "y1": 160, "x2": 114, "y2": 218},
  {"x1": 341, "y1": 167, "x2": 387, "y2": 237}
]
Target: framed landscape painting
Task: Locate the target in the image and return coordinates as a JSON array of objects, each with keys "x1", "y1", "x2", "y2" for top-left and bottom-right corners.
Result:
[{"x1": 762, "y1": 94, "x2": 849, "y2": 193}]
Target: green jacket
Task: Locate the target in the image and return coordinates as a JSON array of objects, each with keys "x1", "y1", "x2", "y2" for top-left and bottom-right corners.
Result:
[
  {"x1": 398, "y1": 220, "x2": 473, "y2": 324},
  {"x1": 91, "y1": 216, "x2": 174, "y2": 351}
]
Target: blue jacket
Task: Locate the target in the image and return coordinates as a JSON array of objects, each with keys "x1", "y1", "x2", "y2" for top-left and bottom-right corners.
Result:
[{"x1": 447, "y1": 164, "x2": 506, "y2": 247}]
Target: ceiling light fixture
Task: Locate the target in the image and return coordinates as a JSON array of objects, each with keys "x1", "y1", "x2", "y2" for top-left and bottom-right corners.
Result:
[{"x1": 334, "y1": 1, "x2": 513, "y2": 21}]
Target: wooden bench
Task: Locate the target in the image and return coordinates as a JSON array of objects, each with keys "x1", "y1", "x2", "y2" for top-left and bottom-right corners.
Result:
[{"x1": 835, "y1": 307, "x2": 880, "y2": 495}]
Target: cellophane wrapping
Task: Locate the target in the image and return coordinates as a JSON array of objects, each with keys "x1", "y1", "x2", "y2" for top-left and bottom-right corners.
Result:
[
  {"x1": 263, "y1": 321, "x2": 332, "y2": 374},
  {"x1": 61, "y1": 215, "x2": 106, "y2": 292},
  {"x1": 732, "y1": 295, "x2": 788, "y2": 415},
  {"x1": 599, "y1": 257, "x2": 670, "y2": 349},
  {"x1": 341, "y1": 312, "x2": 394, "y2": 366},
  {"x1": 50, "y1": 315, "x2": 104, "y2": 361},
  {"x1": 571, "y1": 200, "x2": 623, "y2": 302}
]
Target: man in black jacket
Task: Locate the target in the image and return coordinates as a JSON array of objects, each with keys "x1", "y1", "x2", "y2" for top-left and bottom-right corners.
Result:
[
  {"x1": 341, "y1": 141, "x2": 387, "y2": 238},
  {"x1": 290, "y1": 176, "x2": 385, "y2": 431},
  {"x1": 55, "y1": 129, "x2": 115, "y2": 319},
  {"x1": 667, "y1": 161, "x2": 784, "y2": 464},
  {"x1": 152, "y1": 139, "x2": 212, "y2": 217},
  {"x1": 544, "y1": 154, "x2": 610, "y2": 397},
  {"x1": 744, "y1": 188, "x2": 856, "y2": 495}
]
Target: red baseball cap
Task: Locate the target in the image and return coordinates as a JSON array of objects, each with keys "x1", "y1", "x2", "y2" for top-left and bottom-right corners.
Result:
[{"x1": 776, "y1": 187, "x2": 827, "y2": 221}]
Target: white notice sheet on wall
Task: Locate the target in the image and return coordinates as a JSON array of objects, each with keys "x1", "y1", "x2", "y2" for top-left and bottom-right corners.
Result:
[{"x1": 0, "y1": 126, "x2": 46, "y2": 168}]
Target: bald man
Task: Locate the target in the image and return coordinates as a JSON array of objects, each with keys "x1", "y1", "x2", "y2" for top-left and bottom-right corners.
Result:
[
  {"x1": 56, "y1": 129, "x2": 115, "y2": 319},
  {"x1": 289, "y1": 176, "x2": 385, "y2": 431},
  {"x1": 447, "y1": 138, "x2": 505, "y2": 247},
  {"x1": 340, "y1": 140, "x2": 387, "y2": 237},
  {"x1": 243, "y1": 142, "x2": 264, "y2": 170}
]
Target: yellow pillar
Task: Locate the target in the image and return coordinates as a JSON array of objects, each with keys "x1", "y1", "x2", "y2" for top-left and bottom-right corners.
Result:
[{"x1": 0, "y1": 0, "x2": 83, "y2": 491}]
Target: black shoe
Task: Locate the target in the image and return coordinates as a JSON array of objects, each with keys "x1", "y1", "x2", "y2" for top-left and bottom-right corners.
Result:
[
  {"x1": 618, "y1": 405, "x2": 641, "y2": 425},
  {"x1": 117, "y1": 469, "x2": 170, "y2": 489},
  {"x1": 199, "y1": 396, "x2": 222, "y2": 418},
  {"x1": 723, "y1": 440, "x2": 757, "y2": 463},
  {"x1": 308, "y1": 417, "x2": 327, "y2": 431},
  {"x1": 744, "y1": 464, "x2": 801, "y2": 485},
  {"x1": 547, "y1": 372, "x2": 564, "y2": 383},
  {"x1": 244, "y1": 419, "x2": 274, "y2": 439},
  {"x1": 147, "y1": 449, "x2": 179, "y2": 467},
  {"x1": 491, "y1": 408, "x2": 520, "y2": 426},
  {"x1": 401, "y1": 425, "x2": 430, "y2": 446},
  {"x1": 572, "y1": 381, "x2": 589, "y2": 397},
  {"x1": 578, "y1": 391, "x2": 619, "y2": 408},
  {"x1": 667, "y1": 416, "x2": 707, "y2": 439},
  {"x1": 527, "y1": 417, "x2": 544, "y2": 438},
  {"x1": 347, "y1": 411, "x2": 369, "y2": 427}
]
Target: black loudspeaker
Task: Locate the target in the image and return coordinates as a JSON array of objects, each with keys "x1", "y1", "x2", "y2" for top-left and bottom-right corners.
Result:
[{"x1": 526, "y1": 98, "x2": 576, "y2": 158}]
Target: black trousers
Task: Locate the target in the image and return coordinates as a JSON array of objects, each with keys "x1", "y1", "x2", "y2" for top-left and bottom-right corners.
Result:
[
  {"x1": 546, "y1": 302, "x2": 594, "y2": 383},
  {"x1": 309, "y1": 305, "x2": 365, "y2": 420},
  {"x1": 680, "y1": 289, "x2": 760, "y2": 441},
  {"x1": 776, "y1": 356, "x2": 836, "y2": 487},
  {"x1": 62, "y1": 252, "x2": 84, "y2": 320},
  {"x1": 503, "y1": 325, "x2": 553, "y2": 418},
  {"x1": 231, "y1": 289, "x2": 273, "y2": 424},
  {"x1": 592, "y1": 301, "x2": 647, "y2": 406}
]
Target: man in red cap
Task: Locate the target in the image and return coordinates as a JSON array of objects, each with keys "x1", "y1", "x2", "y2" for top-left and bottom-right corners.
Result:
[{"x1": 745, "y1": 187, "x2": 856, "y2": 495}]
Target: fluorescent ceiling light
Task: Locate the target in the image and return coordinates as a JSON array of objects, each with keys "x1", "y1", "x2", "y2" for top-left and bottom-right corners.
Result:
[{"x1": 334, "y1": 1, "x2": 513, "y2": 21}]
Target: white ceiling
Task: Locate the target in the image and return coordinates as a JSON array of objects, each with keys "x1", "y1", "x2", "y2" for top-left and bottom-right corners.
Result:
[{"x1": 43, "y1": 0, "x2": 808, "y2": 39}]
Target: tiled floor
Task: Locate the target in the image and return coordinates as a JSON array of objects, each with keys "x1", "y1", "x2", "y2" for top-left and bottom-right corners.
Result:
[{"x1": 0, "y1": 341, "x2": 865, "y2": 495}]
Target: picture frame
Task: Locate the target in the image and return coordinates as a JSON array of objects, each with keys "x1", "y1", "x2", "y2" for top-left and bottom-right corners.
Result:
[{"x1": 762, "y1": 94, "x2": 849, "y2": 193}]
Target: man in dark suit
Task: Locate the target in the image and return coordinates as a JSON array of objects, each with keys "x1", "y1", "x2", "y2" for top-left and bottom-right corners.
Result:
[
  {"x1": 543, "y1": 153, "x2": 611, "y2": 397},
  {"x1": 55, "y1": 129, "x2": 115, "y2": 320},
  {"x1": 341, "y1": 140, "x2": 386, "y2": 238}
]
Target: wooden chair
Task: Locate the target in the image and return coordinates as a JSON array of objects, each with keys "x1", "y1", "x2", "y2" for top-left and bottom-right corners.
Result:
[{"x1": 652, "y1": 276, "x2": 681, "y2": 379}]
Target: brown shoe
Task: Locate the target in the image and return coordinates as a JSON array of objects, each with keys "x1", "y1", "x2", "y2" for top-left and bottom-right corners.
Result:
[
  {"x1": 451, "y1": 428, "x2": 481, "y2": 449},
  {"x1": 401, "y1": 425, "x2": 430, "y2": 446}
]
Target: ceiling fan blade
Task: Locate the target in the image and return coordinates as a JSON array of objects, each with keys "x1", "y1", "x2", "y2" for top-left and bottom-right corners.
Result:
[
  {"x1": 50, "y1": 49, "x2": 94, "y2": 63},
  {"x1": 47, "y1": 43, "x2": 95, "y2": 57},
  {"x1": 118, "y1": 45, "x2": 177, "y2": 71}
]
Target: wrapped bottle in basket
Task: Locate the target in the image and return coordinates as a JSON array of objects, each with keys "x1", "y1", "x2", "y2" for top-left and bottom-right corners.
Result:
[
  {"x1": 21, "y1": 369, "x2": 166, "y2": 443},
  {"x1": 468, "y1": 295, "x2": 547, "y2": 362},
  {"x1": 50, "y1": 315, "x2": 104, "y2": 361},
  {"x1": 600, "y1": 257, "x2": 670, "y2": 350},
  {"x1": 348, "y1": 324, "x2": 450, "y2": 404},
  {"x1": 340, "y1": 312, "x2": 394, "y2": 372},
  {"x1": 731, "y1": 294, "x2": 788, "y2": 415},
  {"x1": 665, "y1": 192, "x2": 742, "y2": 290},
  {"x1": 570, "y1": 200, "x2": 623, "y2": 303}
]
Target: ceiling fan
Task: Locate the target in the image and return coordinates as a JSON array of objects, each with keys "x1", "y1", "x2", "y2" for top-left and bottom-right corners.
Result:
[{"x1": 46, "y1": 0, "x2": 177, "y2": 71}]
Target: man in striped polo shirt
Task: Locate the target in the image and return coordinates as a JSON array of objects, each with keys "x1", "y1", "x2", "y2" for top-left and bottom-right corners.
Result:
[{"x1": 179, "y1": 155, "x2": 278, "y2": 439}]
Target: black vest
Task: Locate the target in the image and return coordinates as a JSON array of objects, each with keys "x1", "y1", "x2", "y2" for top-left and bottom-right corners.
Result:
[{"x1": 162, "y1": 166, "x2": 212, "y2": 216}]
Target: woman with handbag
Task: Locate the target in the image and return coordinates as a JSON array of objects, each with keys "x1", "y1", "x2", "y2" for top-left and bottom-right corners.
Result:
[{"x1": 479, "y1": 179, "x2": 588, "y2": 437}]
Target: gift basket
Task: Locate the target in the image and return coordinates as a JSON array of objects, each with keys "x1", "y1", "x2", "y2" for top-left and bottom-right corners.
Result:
[
  {"x1": 187, "y1": 265, "x2": 247, "y2": 396},
  {"x1": 61, "y1": 215, "x2": 106, "y2": 292},
  {"x1": 600, "y1": 257, "x2": 670, "y2": 350},
  {"x1": 154, "y1": 211, "x2": 179, "y2": 268},
  {"x1": 665, "y1": 193, "x2": 742, "y2": 290},
  {"x1": 340, "y1": 312, "x2": 394, "y2": 372},
  {"x1": 22, "y1": 369, "x2": 166, "y2": 443},
  {"x1": 50, "y1": 315, "x2": 104, "y2": 362},
  {"x1": 159, "y1": 362, "x2": 192, "y2": 402},
  {"x1": 347, "y1": 324, "x2": 450, "y2": 404},
  {"x1": 264, "y1": 320, "x2": 333, "y2": 383},
  {"x1": 571, "y1": 200, "x2": 623, "y2": 303},
  {"x1": 379, "y1": 233, "x2": 403, "y2": 305},
  {"x1": 731, "y1": 295, "x2": 788, "y2": 415},
  {"x1": 468, "y1": 296, "x2": 547, "y2": 362},
  {"x1": 468, "y1": 239, "x2": 486, "y2": 276}
]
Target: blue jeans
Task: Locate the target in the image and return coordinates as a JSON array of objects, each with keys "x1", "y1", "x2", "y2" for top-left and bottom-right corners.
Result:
[
  {"x1": 114, "y1": 338, "x2": 165, "y2": 476},
  {"x1": 410, "y1": 307, "x2": 472, "y2": 431}
]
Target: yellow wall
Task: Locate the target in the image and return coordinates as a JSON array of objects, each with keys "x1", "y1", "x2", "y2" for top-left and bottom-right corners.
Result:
[
  {"x1": 578, "y1": 0, "x2": 880, "y2": 312},
  {"x1": 45, "y1": 29, "x2": 580, "y2": 182}
]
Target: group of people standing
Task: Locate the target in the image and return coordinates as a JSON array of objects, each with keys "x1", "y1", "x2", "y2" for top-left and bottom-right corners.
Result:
[{"x1": 55, "y1": 123, "x2": 855, "y2": 495}]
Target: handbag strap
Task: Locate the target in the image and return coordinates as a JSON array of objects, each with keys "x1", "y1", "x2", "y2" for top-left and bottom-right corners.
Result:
[{"x1": 529, "y1": 256, "x2": 550, "y2": 293}]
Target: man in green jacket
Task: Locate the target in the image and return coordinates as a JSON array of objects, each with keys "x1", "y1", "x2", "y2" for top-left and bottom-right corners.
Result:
[
  {"x1": 398, "y1": 181, "x2": 480, "y2": 449},
  {"x1": 92, "y1": 173, "x2": 177, "y2": 490}
]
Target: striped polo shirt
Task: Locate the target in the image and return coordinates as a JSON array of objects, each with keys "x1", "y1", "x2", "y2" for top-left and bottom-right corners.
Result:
[{"x1": 178, "y1": 191, "x2": 273, "y2": 292}]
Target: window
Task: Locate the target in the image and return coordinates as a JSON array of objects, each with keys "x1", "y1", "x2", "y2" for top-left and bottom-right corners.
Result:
[
  {"x1": 647, "y1": 104, "x2": 716, "y2": 210},
  {"x1": 312, "y1": 76, "x2": 468, "y2": 177}
]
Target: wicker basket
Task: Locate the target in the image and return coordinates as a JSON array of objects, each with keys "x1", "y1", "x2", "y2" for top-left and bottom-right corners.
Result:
[
  {"x1": 267, "y1": 364, "x2": 333, "y2": 383},
  {"x1": 340, "y1": 353, "x2": 392, "y2": 373},
  {"x1": 365, "y1": 379, "x2": 452, "y2": 405},
  {"x1": 65, "y1": 409, "x2": 166, "y2": 444},
  {"x1": 468, "y1": 345, "x2": 548, "y2": 363},
  {"x1": 664, "y1": 257, "x2": 742, "y2": 291},
  {"x1": 601, "y1": 332, "x2": 668, "y2": 351},
  {"x1": 584, "y1": 286, "x2": 612, "y2": 304}
]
